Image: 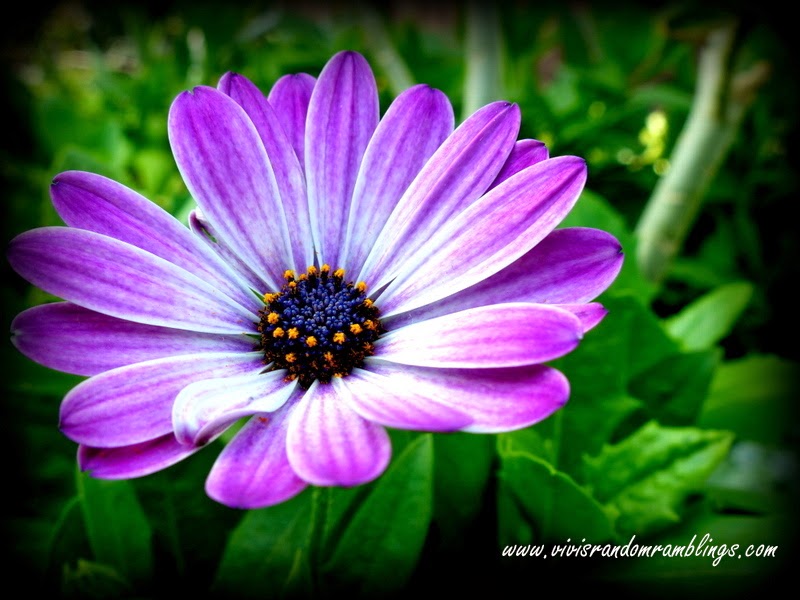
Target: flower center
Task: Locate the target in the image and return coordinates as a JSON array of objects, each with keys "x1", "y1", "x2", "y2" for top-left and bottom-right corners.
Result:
[{"x1": 258, "y1": 265, "x2": 383, "y2": 388}]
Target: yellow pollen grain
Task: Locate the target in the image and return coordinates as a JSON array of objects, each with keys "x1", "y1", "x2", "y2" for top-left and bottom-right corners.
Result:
[
  {"x1": 298, "y1": 273, "x2": 307, "y2": 281},
  {"x1": 363, "y1": 299, "x2": 373, "y2": 308},
  {"x1": 287, "y1": 327, "x2": 300, "y2": 340},
  {"x1": 267, "y1": 312, "x2": 280, "y2": 324},
  {"x1": 333, "y1": 332, "x2": 346, "y2": 344},
  {"x1": 320, "y1": 264, "x2": 331, "y2": 273},
  {"x1": 333, "y1": 268, "x2": 346, "y2": 278},
  {"x1": 263, "y1": 292, "x2": 279, "y2": 303},
  {"x1": 324, "y1": 351, "x2": 334, "y2": 363},
  {"x1": 356, "y1": 281, "x2": 367, "y2": 292},
  {"x1": 349, "y1": 323, "x2": 363, "y2": 335},
  {"x1": 288, "y1": 281, "x2": 297, "y2": 290},
  {"x1": 283, "y1": 269, "x2": 295, "y2": 280},
  {"x1": 272, "y1": 327, "x2": 285, "y2": 338},
  {"x1": 285, "y1": 352, "x2": 296, "y2": 363},
  {"x1": 333, "y1": 372, "x2": 344, "y2": 378},
  {"x1": 364, "y1": 319, "x2": 377, "y2": 331},
  {"x1": 306, "y1": 336, "x2": 318, "y2": 347},
  {"x1": 307, "y1": 265, "x2": 318, "y2": 276}
]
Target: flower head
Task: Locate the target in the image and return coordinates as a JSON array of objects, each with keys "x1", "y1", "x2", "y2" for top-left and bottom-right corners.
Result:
[{"x1": 8, "y1": 51, "x2": 623, "y2": 508}]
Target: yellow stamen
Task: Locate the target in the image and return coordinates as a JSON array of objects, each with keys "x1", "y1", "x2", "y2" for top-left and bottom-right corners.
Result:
[
  {"x1": 285, "y1": 352, "x2": 296, "y2": 363},
  {"x1": 288, "y1": 281, "x2": 297, "y2": 290},
  {"x1": 263, "y1": 292, "x2": 279, "y2": 304},
  {"x1": 324, "y1": 351, "x2": 334, "y2": 363},
  {"x1": 320, "y1": 264, "x2": 331, "y2": 273},
  {"x1": 298, "y1": 273, "x2": 307, "y2": 281},
  {"x1": 307, "y1": 265, "x2": 318, "y2": 276},
  {"x1": 267, "y1": 312, "x2": 280, "y2": 324},
  {"x1": 306, "y1": 336, "x2": 318, "y2": 347},
  {"x1": 363, "y1": 299, "x2": 374, "y2": 308},
  {"x1": 333, "y1": 268, "x2": 346, "y2": 278},
  {"x1": 349, "y1": 323, "x2": 363, "y2": 335},
  {"x1": 356, "y1": 281, "x2": 367, "y2": 292},
  {"x1": 364, "y1": 319, "x2": 377, "y2": 331},
  {"x1": 283, "y1": 269, "x2": 295, "y2": 280},
  {"x1": 287, "y1": 327, "x2": 300, "y2": 340},
  {"x1": 272, "y1": 327, "x2": 285, "y2": 338},
  {"x1": 332, "y1": 332, "x2": 346, "y2": 344}
]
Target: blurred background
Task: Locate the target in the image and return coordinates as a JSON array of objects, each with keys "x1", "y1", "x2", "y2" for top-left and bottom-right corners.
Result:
[{"x1": 1, "y1": 1, "x2": 797, "y2": 597}]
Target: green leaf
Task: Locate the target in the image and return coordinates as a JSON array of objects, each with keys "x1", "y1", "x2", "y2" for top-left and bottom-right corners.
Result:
[
  {"x1": 46, "y1": 496, "x2": 92, "y2": 583},
  {"x1": 213, "y1": 489, "x2": 313, "y2": 599},
  {"x1": 664, "y1": 281, "x2": 754, "y2": 351},
  {"x1": 433, "y1": 432, "x2": 495, "y2": 544},
  {"x1": 498, "y1": 448, "x2": 616, "y2": 544},
  {"x1": 698, "y1": 354, "x2": 798, "y2": 444},
  {"x1": 323, "y1": 434, "x2": 434, "y2": 597},
  {"x1": 629, "y1": 349, "x2": 721, "y2": 425},
  {"x1": 77, "y1": 472, "x2": 153, "y2": 585},
  {"x1": 583, "y1": 421, "x2": 734, "y2": 538},
  {"x1": 552, "y1": 293, "x2": 677, "y2": 470}
]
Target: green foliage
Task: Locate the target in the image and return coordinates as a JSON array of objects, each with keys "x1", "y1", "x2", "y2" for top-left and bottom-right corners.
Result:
[{"x1": 2, "y1": 2, "x2": 795, "y2": 597}]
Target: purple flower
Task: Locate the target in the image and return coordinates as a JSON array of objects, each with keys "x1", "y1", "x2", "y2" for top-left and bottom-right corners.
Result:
[{"x1": 8, "y1": 51, "x2": 622, "y2": 508}]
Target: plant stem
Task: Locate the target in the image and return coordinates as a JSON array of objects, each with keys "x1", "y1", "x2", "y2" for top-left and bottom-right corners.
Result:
[
  {"x1": 462, "y1": 0, "x2": 503, "y2": 120},
  {"x1": 359, "y1": 4, "x2": 416, "y2": 96},
  {"x1": 634, "y1": 21, "x2": 768, "y2": 285}
]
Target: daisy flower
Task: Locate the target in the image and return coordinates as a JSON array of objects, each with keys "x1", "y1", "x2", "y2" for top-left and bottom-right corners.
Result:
[{"x1": 8, "y1": 51, "x2": 622, "y2": 508}]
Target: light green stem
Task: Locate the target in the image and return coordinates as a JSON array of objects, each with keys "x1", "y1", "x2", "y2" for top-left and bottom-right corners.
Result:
[
  {"x1": 462, "y1": 0, "x2": 503, "y2": 120},
  {"x1": 635, "y1": 21, "x2": 768, "y2": 284},
  {"x1": 359, "y1": 5, "x2": 416, "y2": 96}
]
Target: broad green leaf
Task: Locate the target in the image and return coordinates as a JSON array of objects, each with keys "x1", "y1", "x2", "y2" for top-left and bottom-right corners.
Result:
[
  {"x1": 77, "y1": 473, "x2": 153, "y2": 585},
  {"x1": 553, "y1": 293, "x2": 676, "y2": 470},
  {"x1": 499, "y1": 450, "x2": 616, "y2": 544},
  {"x1": 664, "y1": 281, "x2": 754, "y2": 351},
  {"x1": 323, "y1": 434, "x2": 433, "y2": 597},
  {"x1": 132, "y1": 446, "x2": 242, "y2": 593},
  {"x1": 46, "y1": 496, "x2": 92, "y2": 583},
  {"x1": 433, "y1": 432, "x2": 495, "y2": 544},
  {"x1": 213, "y1": 489, "x2": 313, "y2": 599},
  {"x1": 698, "y1": 354, "x2": 797, "y2": 444},
  {"x1": 583, "y1": 422, "x2": 734, "y2": 538},
  {"x1": 629, "y1": 349, "x2": 721, "y2": 425}
]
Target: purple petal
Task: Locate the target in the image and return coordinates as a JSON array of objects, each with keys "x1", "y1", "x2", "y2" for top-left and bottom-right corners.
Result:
[
  {"x1": 488, "y1": 139, "x2": 549, "y2": 191},
  {"x1": 78, "y1": 434, "x2": 202, "y2": 479},
  {"x1": 8, "y1": 228, "x2": 258, "y2": 333},
  {"x1": 60, "y1": 352, "x2": 263, "y2": 447},
  {"x1": 333, "y1": 368, "x2": 473, "y2": 432},
  {"x1": 188, "y1": 209, "x2": 265, "y2": 292},
  {"x1": 219, "y1": 72, "x2": 314, "y2": 271},
  {"x1": 375, "y1": 303, "x2": 583, "y2": 368},
  {"x1": 378, "y1": 156, "x2": 588, "y2": 317},
  {"x1": 364, "y1": 359, "x2": 569, "y2": 433},
  {"x1": 50, "y1": 171, "x2": 258, "y2": 311},
  {"x1": 305, "y1": 51, "x2": 379, "y2": 267},
  {"x1": 206, "y1": 395, "x2": 307, "y2": 509},
  {"x1": 286, "y1": 381, "x2": 391, "y2": 486},
  {"x1": 341, "y1": 84, "x2": 454, "y2": 275},
  {"x1": 558, "y1": 302, "x2": 608, "y2": 332},
  {"x1": 11, "y1": 302, "x2": 255, "y2": 377},
  {"x1": 358, "y1": 101, "x2": 521, "y2": 288},
  {"x1": 172, "y1": 370, "x2": 298, "y2": 446},
  {"x1": 384, "y1": 227, "x2": 622, "y2": 328},
  {"x1": 169, "y1": 85, "x2": 292, "y2": 290},
  {"x1": 267, "y1": 73, "x2": 316, "y2": 169}
]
